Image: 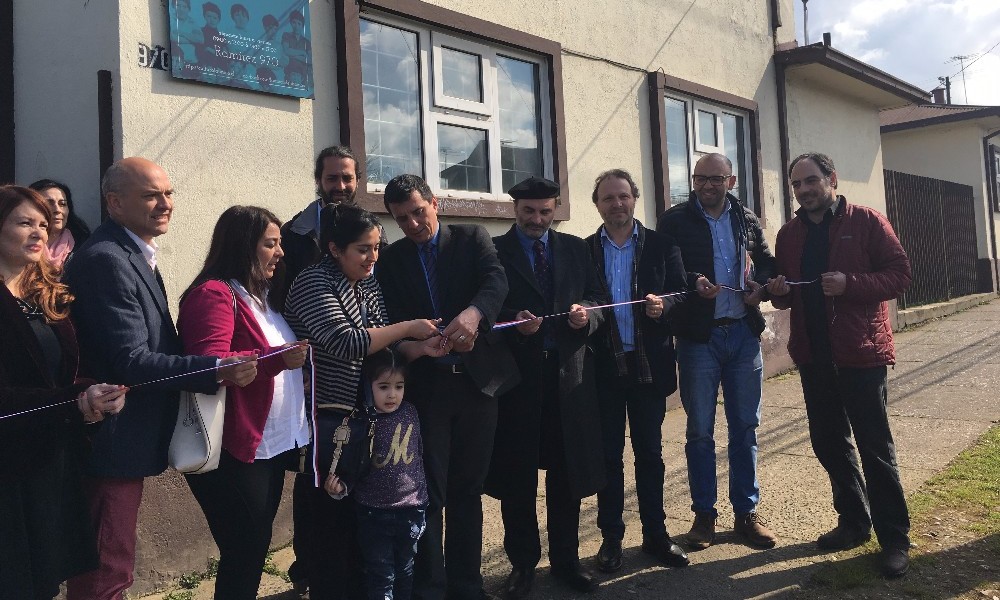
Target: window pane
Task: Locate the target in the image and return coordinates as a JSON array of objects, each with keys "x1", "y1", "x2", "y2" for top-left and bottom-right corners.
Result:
[
  {"x1": 360, "y1": 20, "x2": 423, "y2": 184},
  {"x1": 438, "y1": 124, "x2": 489, "y2": 192},
  {"x1": 665, "y1": 97, "x2": 690, "y2": 205},
  {"x1": 441, "y1": 46, "x2": 483, "y2": 102},
  {"x1": 698, "y1": 109, "x2": 718, "y2": 147},
  {"x1": 721, "y1": 113, "x2": 747, "y2": 202},
  {"x1": 496, "y1": 55, "x2": 542, "y2": 192}
]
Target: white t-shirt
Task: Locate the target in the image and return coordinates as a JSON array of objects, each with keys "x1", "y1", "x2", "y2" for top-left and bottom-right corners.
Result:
[{"x1": 231, "y1": 281, "x2": 310, "y2": 460}]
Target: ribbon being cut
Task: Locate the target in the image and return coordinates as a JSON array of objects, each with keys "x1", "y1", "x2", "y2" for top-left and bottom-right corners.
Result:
[
  {"x1": 0, "y1": 344, "x2": 308, "y2": 421},
  {"x1": 5, "y1": 276, "x2": 818, "y2": 421},
  {"x1": 491, "y1": 278, "x2": 819, "y2": 331}
]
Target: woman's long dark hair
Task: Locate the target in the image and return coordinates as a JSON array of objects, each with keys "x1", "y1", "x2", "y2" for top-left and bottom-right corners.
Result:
[
  {"x1": 183, "y1": 205, "x2": 286, "y2": 311},
  {"x1": 28, "y1": 179, "x2": 92, "y2": 245}
]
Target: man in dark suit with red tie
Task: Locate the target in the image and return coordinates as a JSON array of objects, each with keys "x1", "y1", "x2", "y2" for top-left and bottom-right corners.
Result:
[
  {"x1": 485, "y1": 177, "x2": 608, "y2": 598},
  {"x1": 376, "y1": 174, "x2": 519, "y2": 600}
]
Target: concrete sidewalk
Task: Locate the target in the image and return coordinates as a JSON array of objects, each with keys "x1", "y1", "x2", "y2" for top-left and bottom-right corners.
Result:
[{"x1": 146, "y1": 299, "x2": 1000, "y2": 599}]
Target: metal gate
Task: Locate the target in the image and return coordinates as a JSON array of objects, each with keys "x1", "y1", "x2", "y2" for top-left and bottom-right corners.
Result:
[{"x1": 883, "y1": 170, "x2": 978, "y2": 309}]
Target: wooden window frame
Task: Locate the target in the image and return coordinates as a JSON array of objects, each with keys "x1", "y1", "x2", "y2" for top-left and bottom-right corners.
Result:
[
  {"x1": 647, "y1": 72, "x2": 765, "y2": 224},
  {"x1": 336, "y1": 0, "x2": 570, "y2": 220}
]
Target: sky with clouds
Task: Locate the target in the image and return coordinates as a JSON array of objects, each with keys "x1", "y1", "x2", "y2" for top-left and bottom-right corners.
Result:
[{"x1": 794, "y1": 0, "x2": 1000, "y2": 105}]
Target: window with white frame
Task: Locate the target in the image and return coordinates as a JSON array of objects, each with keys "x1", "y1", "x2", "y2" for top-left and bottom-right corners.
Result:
[
  {"x1": 664, "y1": 94, "x2": 753, "y2": 209},
  {"x1": 359, "y1": 16, "x2": 551, "y2": 199}
]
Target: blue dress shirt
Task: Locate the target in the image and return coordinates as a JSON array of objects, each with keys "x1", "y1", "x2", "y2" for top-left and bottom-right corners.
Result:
[
  {"x1": 601, "y1": 223, "x2": 638, "y2": 351},
  {"x1": 695, "y1": 198, "x2": 745, "y2": 320}
]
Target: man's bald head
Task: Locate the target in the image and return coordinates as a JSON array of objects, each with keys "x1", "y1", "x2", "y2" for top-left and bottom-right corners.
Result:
[
  {"x1": 103, "y1": 157, "x2": 175, "y2": 244},
  {"x1": 691, "y1": 153, "x2": 736, "y2": 216}
]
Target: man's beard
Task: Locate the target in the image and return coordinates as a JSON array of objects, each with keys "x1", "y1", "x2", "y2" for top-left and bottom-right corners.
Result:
[{"x1": 318, "y1": 187, "x2": 357, "y2": 206}]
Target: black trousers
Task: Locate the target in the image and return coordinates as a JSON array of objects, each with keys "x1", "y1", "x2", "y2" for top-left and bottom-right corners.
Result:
[
  {"x1": 412, "y1": 370, "x2": 498, "y2": 600},
  {"x1": 799, "y1": 363, "x2": 910, "y2": 550},
  {"x1": 305, "y1": 485, "x2": 365, "y2": 600},
  {"x1": 500, "y1": 355, "x2": 581, "y2": 570},
  {"x1": 595, "y1": 354, "x2": 668, "y2": 541},
  {"x1": 185, "y1": 448, "x2": 291, "y2": 600},
  {"x1": 286, "y1": 472, "x2": 312, "y2": 586}
]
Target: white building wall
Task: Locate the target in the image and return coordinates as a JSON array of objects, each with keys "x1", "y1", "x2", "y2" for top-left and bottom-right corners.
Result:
[
  {"x1": 116, "y1": 0, "x2": 341, "y2": 296},
  {"x1": 882, "y1": 123, "x2": 994, "y2": 259},
  {"x1": 12, "y1": 0, "x2": 121, "y2": 226},
  {"x1": 784, "y1": 73, "x2": 888, "y2": 214},
  {"x1": 422, "y1": 0, "x2": 789, "y2": 240},
  {"x1": 16, "y1": 0, "x2": 789, "y2": 305}
]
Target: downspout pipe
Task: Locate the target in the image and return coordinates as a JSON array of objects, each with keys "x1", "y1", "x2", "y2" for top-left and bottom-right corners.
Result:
[
  {"x1": 984, "y1": 129, "x2": 1000, "y2": 291},
  {"x1": 776, "y1": 60, "x2": 792, "y2": 223}
]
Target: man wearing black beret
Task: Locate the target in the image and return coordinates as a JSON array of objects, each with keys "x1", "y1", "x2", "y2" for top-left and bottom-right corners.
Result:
[{"x1": 486, "y1": 176, "x2": 608, "y2": 598}]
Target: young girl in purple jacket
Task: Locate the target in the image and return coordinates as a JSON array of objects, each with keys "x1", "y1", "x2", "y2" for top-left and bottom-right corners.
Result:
[{"x1": 326, "y1": 348, "x2": 428, "y2": 600}]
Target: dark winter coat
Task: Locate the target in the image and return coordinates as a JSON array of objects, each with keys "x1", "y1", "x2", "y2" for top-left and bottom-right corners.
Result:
[
  {"x1": 656, "y1": 191, "x2": 775, "y2": 342},
  {"x1": 485, "y1": 226, "x2": 607, "y2": 501}
]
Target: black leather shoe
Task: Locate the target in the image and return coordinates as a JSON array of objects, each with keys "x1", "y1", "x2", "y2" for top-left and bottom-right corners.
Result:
[
  {"x1": 641, "y1": 535, "x2": 690, "y2": 568},
  {"x1": 816, "y1": 524, "x2": 872, "y2": 550},
  {"x1": 503, "y1": 566, "x2": 535, "y2": 599},
  {"x1": 550, "y1": 563, "x2": 597, "y2": 593},
  {"x1": 881, "y1": 547, "x2": 909, "y2": 578},
  {"x1": 595, "y1": 538, "x2": 623, "y2": 573}
]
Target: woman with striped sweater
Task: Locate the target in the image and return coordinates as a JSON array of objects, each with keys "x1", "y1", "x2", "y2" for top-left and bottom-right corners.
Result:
[{"x1": 284, "y1": 203, "x2": 445, "y2": 600}]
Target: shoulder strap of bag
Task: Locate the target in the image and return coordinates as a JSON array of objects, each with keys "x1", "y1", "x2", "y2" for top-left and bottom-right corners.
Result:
[{"x1": 221, "y1": 280, "x2": 238, "y2": 316}]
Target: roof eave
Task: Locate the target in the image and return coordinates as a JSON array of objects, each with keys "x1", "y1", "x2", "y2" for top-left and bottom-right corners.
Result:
[
  {"x1": 775, "y1": 44, "x2": 930, "y2": 107},
  {"x1": 880, "y1": 107, "x2": 1000, "y2": 133}
]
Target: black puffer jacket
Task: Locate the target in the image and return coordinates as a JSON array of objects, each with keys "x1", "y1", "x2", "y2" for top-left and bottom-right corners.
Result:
[{"x1": 656, "y1": 191, "x2": 775, "y2": 343}]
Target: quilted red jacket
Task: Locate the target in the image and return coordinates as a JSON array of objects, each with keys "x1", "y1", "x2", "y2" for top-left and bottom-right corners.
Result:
[{"x1": 771, "y1": 197, "x2": 911, "y2": 368}]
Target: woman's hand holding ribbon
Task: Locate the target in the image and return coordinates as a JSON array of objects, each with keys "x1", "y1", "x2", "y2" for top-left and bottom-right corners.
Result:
[{"x1": 281, "y1": 340, "x2": 310, "y2": 370}]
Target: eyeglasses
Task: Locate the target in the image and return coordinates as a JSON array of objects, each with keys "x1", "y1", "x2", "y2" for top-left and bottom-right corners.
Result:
[{"x1": 692, "y1": 175, "x2": 730, "y2": 186}]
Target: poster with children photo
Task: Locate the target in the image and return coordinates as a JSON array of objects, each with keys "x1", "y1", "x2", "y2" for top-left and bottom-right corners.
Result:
[{"x1": 168, "y1": 0, "x2": 314, "y2": 98}]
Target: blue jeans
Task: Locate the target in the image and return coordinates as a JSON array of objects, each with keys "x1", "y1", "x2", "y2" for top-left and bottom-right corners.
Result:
[
  {"x1": 356, "y1": 505, "x2": 427, "y2": 600},
  {"x1": 676, "y1": 318, "x2": 763, "y2": 517}
]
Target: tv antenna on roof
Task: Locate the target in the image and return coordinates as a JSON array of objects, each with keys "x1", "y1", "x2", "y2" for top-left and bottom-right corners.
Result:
[{"x1": 946, "y1": 54, "x2": 978, "y2": 104}]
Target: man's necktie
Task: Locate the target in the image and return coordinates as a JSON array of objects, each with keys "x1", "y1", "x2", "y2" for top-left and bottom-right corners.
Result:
[
  {"x1": 533, "y1": 240, "x2": 553, "y2": 306},
  {"x1": 533, "y1": 240, "x2": 555, "y2": 344},
  {"x1": 423, "y1": 242, "x2": 441, "y2": 318}
]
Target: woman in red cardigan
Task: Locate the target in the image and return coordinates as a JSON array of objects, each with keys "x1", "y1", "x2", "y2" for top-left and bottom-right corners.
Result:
[{"x1": 177, "y1": 205, "x2": 308, "y2": 600}]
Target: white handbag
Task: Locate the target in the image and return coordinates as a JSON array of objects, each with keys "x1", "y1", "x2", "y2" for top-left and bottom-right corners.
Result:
[
  {"x1": 168, "y1": 385, "x2": 227, "y2": 473},
  {"x1": 168, "y1": 280, "x2": 238, "y2": 474}
]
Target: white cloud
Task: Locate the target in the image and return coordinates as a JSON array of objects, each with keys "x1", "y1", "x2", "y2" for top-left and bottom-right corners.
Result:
[{"x1": 796, "y1": 0, "x2": 1000, "y2": 104}]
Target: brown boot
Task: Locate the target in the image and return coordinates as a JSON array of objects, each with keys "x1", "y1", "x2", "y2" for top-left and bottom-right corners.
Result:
[
  {"x1": 686, "y1": 512, "x2": 716, "y2": 550},
  {"x1": 734, "y1": 512, "x2": 777, "y2": 548}
]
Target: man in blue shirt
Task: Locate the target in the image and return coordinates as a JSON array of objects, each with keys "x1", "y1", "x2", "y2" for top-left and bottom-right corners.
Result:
[
  {"x1": 586, "y1": 169, "x2": 689, "y2": 574},
  {"x1": 656, "y1": 153, "x2": 777, "y2": 551}
]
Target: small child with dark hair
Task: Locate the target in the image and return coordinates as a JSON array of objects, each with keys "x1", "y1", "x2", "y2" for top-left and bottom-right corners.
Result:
[{"x1": 325, "y1": 348, "x2": 428, "y2": 600}]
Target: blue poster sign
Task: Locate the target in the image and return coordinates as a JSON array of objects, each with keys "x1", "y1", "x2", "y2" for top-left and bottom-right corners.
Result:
[{"x1": 168, "y1": 0, "x2": 314, "y2": 98}]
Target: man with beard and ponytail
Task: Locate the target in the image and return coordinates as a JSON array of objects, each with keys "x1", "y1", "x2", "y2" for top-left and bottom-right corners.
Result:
[
  {"x1": 766, "y1": 152, "x2": 912, "y2": 579},
  {"x1": 281, "y1": 146, "x2": 360, "y2": 286}
]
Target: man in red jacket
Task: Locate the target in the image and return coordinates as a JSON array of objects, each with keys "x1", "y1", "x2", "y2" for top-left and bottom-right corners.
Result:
[{"x1": 766, "y1": 152, "x2": 912, "y2": 579}]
